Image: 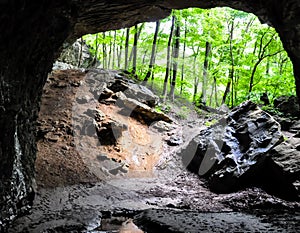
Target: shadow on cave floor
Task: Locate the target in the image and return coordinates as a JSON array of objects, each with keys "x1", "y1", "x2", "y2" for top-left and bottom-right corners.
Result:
[{"x1": 9, "y1": 69, "x2": 300, "y2": 233}]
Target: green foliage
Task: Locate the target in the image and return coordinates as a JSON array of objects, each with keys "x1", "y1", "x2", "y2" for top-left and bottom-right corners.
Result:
[
  {"x1": 261, "y1": 105, "x2": 283, "y2": 116},
  {"x1": 83, "y1": 7, "x2": 296, "y2": 109},
  {"x1": 177, "y1": 106, "x2": 190, "y2": 119},
  {"x1": 205, "y1": 119, "x2": 218, "y2": 127}
]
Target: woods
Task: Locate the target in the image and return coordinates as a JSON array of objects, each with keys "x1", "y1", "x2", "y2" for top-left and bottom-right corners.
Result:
[{"x1": 84, "y1": 7, "x2": 295, "y2": 108}]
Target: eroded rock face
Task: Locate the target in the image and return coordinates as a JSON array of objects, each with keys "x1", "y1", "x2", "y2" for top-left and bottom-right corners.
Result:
[
  {"x1": 181, "y1": 101, "x2": 298, "y2": 200},
  {"x1": 1, "y1": 0, "x2": 300, "y2": 229}
]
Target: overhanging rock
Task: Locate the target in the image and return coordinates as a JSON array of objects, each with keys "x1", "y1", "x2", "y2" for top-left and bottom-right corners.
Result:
[{"x1": 181, "y1": 101, "x2": 298, "y2": 200}]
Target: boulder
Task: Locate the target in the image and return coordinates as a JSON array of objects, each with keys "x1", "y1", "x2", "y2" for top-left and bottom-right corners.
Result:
[
  {"x1": 180, "y1": 101, "x2": 299, "y2": 200},
  {"x1": 116, "y1": 92, "x2": 172, "y2": 125},
  {"x1": 107, "y1": 74, "x2": 159, "y2": 107},
  {"x1": 274, "y1": 95, "x2": 300, "y2": 117},
  {"x1": 266, "y1": 135, "x2": 300, "y2": 197}
]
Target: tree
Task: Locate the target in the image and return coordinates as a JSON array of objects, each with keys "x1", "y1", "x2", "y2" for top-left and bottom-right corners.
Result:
[
  {"x1": 144, "y1": 21, "x2": 160, "y2": 82},
  {"x1": 201, "y1": 41, "x2": 211, "y2": 105},
  {"x1": 162, "y1": 14, "x2": 175, "y2": 102},
  {"x1": 132, "y1": 25, "x2": 138, "y2": 74},
  {"x1": 169, "y1": 16, "x2": 180, "y2": 102},
  {"x1": 124, "y1": 28, "x2": 130, "y2": 70},
  {"x1": 248, "y1": 30, "x2": 283, "y2": 97},
  {"x1": 180, "y1": 18, "x2": 187, "y2": 94}
]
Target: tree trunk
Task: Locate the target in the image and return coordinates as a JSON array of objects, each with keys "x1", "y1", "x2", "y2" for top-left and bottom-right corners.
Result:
[
  {"x1": 222, "y1": 81, "x2": 231, "y2": 105},
  {"x1": 169, "y1": 16, "x2": 180, "y2": 102},
  {"x1": 91, "y1": 33, "x2": 99, "y2": 67},
  {"x1": 144, "y1": 21, "x2": 160, "y2": 82},
  {"x1": 108, "y1": 31, "x2": 112, "y2": 69},
  {"x1": 132, "y1": 24, "x2": 138, "y2": 74},
  {"x1": 202, "y1": 41, "x2": 211, "y2": 105},
  {"x1": 193, "y1": 46, "x2": 201, "y2": 102},
  {"x1": 228, "y1": 19, "x2": 235, "y2": 107},
  {"x1": 248, "y1": 32, "x2": 282, "y2": 98},
  {"x1": 112, "y1": 31, "x2": 117, "y2": 69},
  {"x1": 118, "y1": 30, "x2": 125, "y2": 68},
  {"x1": 129, "y1": 23, "x2": 144, "y2": 67},
  {"x1": 162, "y1": 15, "x2": 175, "y2": 102},
  {"x1": 102, "y1": 32, "x2": 107, "y2": 69},
  {"x1": 180, "y1": 18, "x2": 187, "y2": 94},
  {"x1": 124, "y1": 28, "x2": 130, "y2": 70}
]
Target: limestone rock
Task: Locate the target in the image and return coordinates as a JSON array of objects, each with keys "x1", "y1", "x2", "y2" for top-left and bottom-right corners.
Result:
[
  {"x1": 107, "y1": 74, "x2": 159, "y2": 107},
  {"x1": 267, "y1": 135, "x2": 300, "y2": 196},
  {"x1": 116, "y1": 94, "x2": 172, "y2": 124},
  {"x1": 274, "y1": 96, "x2": 300, "y2": 117},
  {"x1": 150, "y1": 121, "x2": 177, "y2": 132},
  {"x1": 180, "y1": 101, "x2": 299, "y2": 200}
]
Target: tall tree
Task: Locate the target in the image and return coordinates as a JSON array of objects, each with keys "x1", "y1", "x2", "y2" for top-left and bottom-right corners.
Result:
[
  {"x1": 124, "y1": 28, "x2": 130, "y2": 70},
  {"x1": 129, "y1": 23, "x2": 145, "y2": 67},
  {"x1": 162, "y1": 14, "x2": 175, "y2": 102},
  {"x1": 102, "y1": 32, "x2": 107, "y2": 68},
  {"x1": 169, "y1": 16, "x2": 180, "y2": 101},
  {"x1": 201, "y1": 41, "x2": 212, "y2": 105},
  {"x1": 180, "y1": 18, "x2": 187, "y2": 94},
  {"x1": 132, "y1": 25, "x2": 138, "y2": 74},
  {"x1": 112, "y1": 31, "x2": 117, "y2": 69},
  {"x1": 248, "y1": 31, "x2": 283, "y2": 97},
  {"x1": 192, "y1": 46, "x2": 200, "y2": 102},
  {"x1": 144, "y1": 21, "x2": 160, "y2": 82}
]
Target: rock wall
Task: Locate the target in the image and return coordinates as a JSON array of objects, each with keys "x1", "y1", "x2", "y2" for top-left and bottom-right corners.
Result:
[{"x1": 1, "y1": 0, "x2": 300, "y2": 229}]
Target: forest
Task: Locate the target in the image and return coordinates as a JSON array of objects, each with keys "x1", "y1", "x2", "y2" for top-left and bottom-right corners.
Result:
[{"x1": 83, "y1": 7, "x2": 295, "y2": 109}]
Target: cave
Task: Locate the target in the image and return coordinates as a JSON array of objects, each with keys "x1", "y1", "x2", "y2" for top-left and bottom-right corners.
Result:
[{"x1": 1, "y1": 0, "x2": 300, "y2": 231}]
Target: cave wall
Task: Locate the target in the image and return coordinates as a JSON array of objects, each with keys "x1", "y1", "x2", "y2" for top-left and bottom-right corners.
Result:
[{"x1": 1, "y1": 0, "x2": 300, "y2": 229}]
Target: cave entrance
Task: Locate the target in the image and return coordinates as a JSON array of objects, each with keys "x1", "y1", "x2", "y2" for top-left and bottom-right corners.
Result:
[
  {"x1": 10, "y1": 7, "x2": 299, "y2": 233},
  {"x1": 35, "y1": 7, "x2": 295, "y2": 188}
]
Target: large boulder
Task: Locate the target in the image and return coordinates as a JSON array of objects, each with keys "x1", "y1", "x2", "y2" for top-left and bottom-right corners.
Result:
[
  {"x1": 181, "y1": 101, "x2": 298, "y2": 200},
  {"x1": 107, "y1": 73, "x2": 159, "y2": 107},
  {"x1": 266, "y1": 135, "x2": 300, "y2": 197},
  {"x1": 274, "y1": 95, "x2": 300, "y2": 117},
  {"x1": 116, "y1": 92, "x2": 172, "y2": 125}
]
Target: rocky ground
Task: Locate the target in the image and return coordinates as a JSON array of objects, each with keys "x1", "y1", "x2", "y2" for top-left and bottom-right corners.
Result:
[{"x1": 9, "y1": 69, "x2": 300, "y2": 233}]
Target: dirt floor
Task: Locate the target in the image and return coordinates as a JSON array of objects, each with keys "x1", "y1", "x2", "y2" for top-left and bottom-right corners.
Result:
[{"x1": 9, "y1": 69, "x2": 300, "y2": 233}]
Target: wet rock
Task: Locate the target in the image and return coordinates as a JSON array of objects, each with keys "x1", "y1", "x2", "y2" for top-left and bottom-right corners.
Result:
[
  {"x1": 135, "y1": 209, "x2": 287, "y2": 233},
  {"x1": 273, "y1": 116, "x2": 294, "y2": 131},
  {"x1": 291, "y1": 120, "x2": 300, "y2": 132},
  {"x1": 274, "y1": 95, "x2": 300, "y2": 117},
  {"x1": 180, "y1": 101, "x2": 298, "y2": 199},
  {"x1": 167, "y1": 135, "x2": 183, "y2": 146},
  {"x1": 266, "y1": 136, "x2": 300, "y2": 197}
]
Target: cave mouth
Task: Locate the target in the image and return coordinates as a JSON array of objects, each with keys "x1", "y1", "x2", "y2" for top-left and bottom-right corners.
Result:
[
  {"x1": 17, "y1": 7, "x2": 299, "y2": 230},
  {"x1": 1, "y1": 1, "x2": 300, "y2": 232}
]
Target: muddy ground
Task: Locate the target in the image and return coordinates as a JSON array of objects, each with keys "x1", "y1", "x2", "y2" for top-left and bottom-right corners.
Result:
[{"x1": 9, "y1": 69, "x2": 300, "y2": 233}]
